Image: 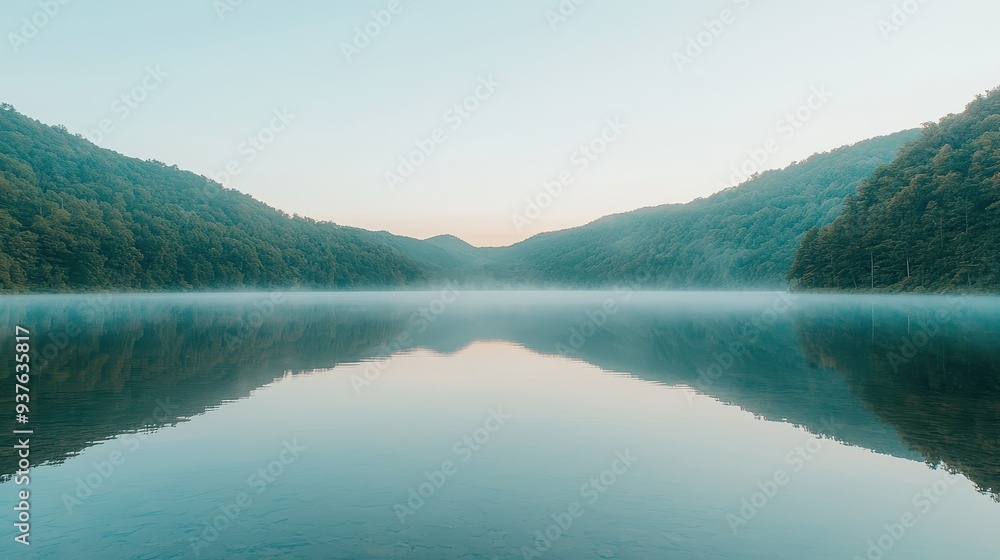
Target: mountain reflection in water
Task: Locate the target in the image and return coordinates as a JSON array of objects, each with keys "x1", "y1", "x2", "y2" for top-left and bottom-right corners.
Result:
[{"x1": 1, "y1": 291, "x2": 997, "y2": 501}]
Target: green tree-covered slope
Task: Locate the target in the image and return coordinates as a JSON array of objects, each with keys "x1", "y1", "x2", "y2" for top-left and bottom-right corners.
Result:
[
  {"x1": 0, "y1": 105, "x2": 429, "y2": 292},
  {"x1": 480, "y1": 130, "x2": 920, "y2": 288},
  {"x1": 788, "y1": 89, "x2": 1000, "y2": 291}
]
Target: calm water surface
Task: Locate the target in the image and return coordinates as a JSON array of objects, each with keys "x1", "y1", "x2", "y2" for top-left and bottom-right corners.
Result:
[{"x1": 0, "y1": 291, "x2": 998, "y2": 559}]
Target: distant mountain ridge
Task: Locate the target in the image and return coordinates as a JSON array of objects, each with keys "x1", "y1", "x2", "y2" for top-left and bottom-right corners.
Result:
[
  {"x1": 0, "y1": 102, "x2": 919, "y2": 292},
  {"x1": 470, "y1": 130, "x2": 920, "y2": 289}
]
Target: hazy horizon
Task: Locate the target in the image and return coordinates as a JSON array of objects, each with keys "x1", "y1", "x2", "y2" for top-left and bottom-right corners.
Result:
[{"x1": 3, "y1": 0, "x2": 999, "y2": 245}]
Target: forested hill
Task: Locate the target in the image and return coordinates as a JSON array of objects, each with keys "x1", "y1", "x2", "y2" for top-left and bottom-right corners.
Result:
[
  {"x1": 477, "y1": 130, "x2": 920, "y2": 289},
  {"x1": 788, "y1": 88, "x2": 1000, "y2": 292},
  {"x1": 0, "y1": 104, "x2": 432, "y2": 292}
]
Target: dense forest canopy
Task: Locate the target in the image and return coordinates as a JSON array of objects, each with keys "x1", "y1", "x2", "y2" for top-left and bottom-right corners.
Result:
[
  {"x1": 0, "y1": 105, "x2": 430, "y2": 291},
  {"x1": 788, "y1": 87, "x2": 1000, "y2": 292}
]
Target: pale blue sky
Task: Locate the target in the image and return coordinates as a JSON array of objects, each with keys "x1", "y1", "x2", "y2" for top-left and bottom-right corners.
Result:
[{"x1": 2, "y1": 0, "x2": 998, "y2": 245}]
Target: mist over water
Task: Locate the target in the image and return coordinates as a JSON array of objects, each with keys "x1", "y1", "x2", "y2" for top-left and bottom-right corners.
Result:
[{"x1": 1, "y1": 291, "x2": 998, "y2": 559}]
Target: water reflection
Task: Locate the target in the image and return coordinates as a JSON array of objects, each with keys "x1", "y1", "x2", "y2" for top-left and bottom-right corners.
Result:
[
  {"x1": 794, "y1": 295, "x2": 1000, "y2": 498},
  {"x1": 0, "y1": 291, "x2": 998, "y2": 502}
]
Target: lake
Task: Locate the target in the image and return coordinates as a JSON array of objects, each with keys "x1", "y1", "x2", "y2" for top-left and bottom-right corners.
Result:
[{"x1": 1, "y1": 291, "x2": 998, "y2": 559}]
